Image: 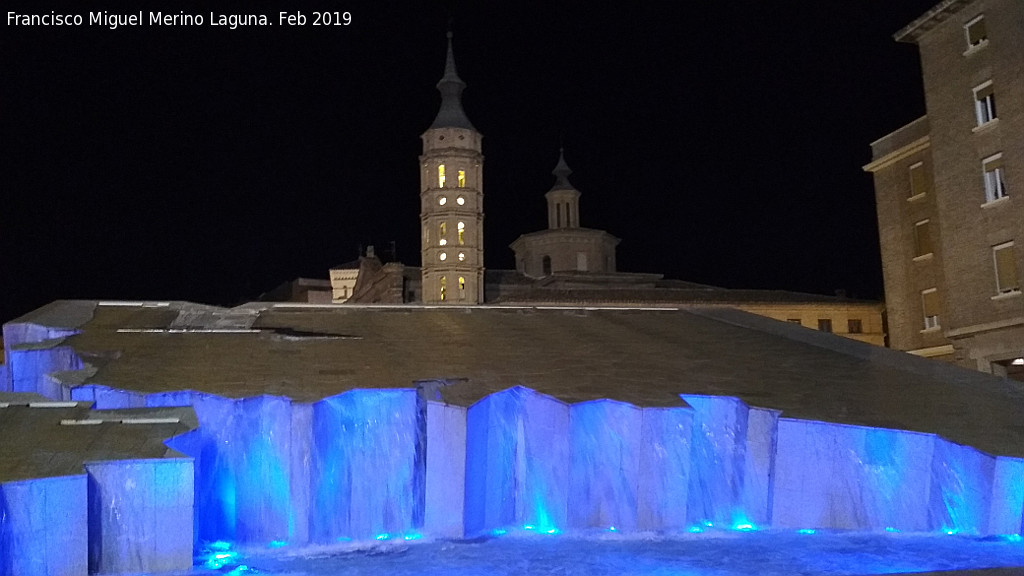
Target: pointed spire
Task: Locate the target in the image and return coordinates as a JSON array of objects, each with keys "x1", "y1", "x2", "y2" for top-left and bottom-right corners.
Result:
[
  {"x1": 429, "y1": 31, "x2": 476, "y2": 131},
  {"x1": 550, "y1": 147, "x2": 575, "y2": 190}
]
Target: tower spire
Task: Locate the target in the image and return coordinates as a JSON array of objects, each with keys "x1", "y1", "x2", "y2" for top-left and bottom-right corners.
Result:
[
  {"x1": 430, "y1": 31, "x2": 475, "y2": 130},
  {"x1": 552, "y1": 147, "x2": 573, "y2": 190}
]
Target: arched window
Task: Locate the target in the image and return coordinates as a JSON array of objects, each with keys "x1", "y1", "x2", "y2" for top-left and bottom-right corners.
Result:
[
  {"x1": 458, "y1": 170, "x2": 466, "y2": 188},
  {"x1": 440, "y1": 276, "x2": 447, "y2": 301},
  {"x1": 438, "y1": 165, "x2": 446, "y2": 188},
  {"x1": 458, "y1": 276, "x2": 466, "y2": 298},
  {"x1": 565, "y1": 203, "x2": 571, "y2": 227},
  {"x1": 556, "y1": 204, "x2": 561, "y2": 227},
  {"x1": 458, "y1": 221, "x2": 465, "y2": 245},
  {"x1": 542, "y1": 255, "x2": 552, "y2": 276}
]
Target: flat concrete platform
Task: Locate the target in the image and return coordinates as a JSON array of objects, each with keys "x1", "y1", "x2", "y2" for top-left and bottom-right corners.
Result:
[
  {"x1": 6, "y1": 300, "x2": 1024, "y2": 459},
  {"x1": 0, "y1": 392, "x2": 197, "y2": 482}
]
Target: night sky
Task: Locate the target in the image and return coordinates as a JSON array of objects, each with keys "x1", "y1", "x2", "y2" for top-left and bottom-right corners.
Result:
[{"x1": 1, "y1": 0, "x2": 941, "y2": 323}]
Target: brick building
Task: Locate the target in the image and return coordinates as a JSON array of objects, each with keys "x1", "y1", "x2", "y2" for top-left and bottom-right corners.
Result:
[{"x1": 865, "y1": 0, "x2": 1023, "y2": 379}]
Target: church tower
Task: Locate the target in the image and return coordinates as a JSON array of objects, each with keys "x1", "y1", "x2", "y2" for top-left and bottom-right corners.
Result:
[
  {"x1": 420, "y1": 32, "x2": 484, "y2": 304},
  {"x1": 510, "y1": 149, "x2": 620, "y2": 277}
]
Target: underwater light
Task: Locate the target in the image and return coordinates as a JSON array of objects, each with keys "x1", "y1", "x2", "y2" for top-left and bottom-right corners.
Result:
[
  {"x1": 491, "y1": 529, "x2": 507, "y2": 536},
  {"x1": 375, "y1": 533, "x2": 391, "y2": 541},
  {"x1": 689, "y1": 526, "x2": 704, "y2": 533},
  {"x1": 403, "y1": 533, "x2": 422, "y2": 541},
  {"x1": 523, "y1": 525, "x2": 536, "y2": 531},
  {"x1": 268, "y1": 540, "x2": 287, "y2": 548},
  {"x1": 1002, "y1": 534, "x2": 1023, "y2": 542},
  {"x1": 734, "y1": 523, "x2": 755, "y2": 531},
  {"x1": 546, "y1": 528, "x2": 560, "y2": 535},
  {"x1": 608, "y1": 526, "x2": 617, "y2": 532},
  {"x1": 885, "y1": 527, "x2": 899, "y2": 533},
  {"x1": 798, "y1": 529, "x2": 816, "y2": 535}
]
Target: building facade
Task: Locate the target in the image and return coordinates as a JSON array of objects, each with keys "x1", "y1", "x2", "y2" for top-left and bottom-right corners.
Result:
[{"x1": 865, "y1": 0, "x2": 1023, "y2": 378}]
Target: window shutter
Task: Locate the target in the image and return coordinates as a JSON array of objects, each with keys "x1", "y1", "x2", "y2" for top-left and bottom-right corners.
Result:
[
  {"x1": 910, "y1": 164, "x2": 929, "y2": 197},
  {"x1": 996, "y1": 246, "x2": 1019, "y2": 291},
  {"x1": 922, "y1": 290, "x2": 940, "y2": 317}
]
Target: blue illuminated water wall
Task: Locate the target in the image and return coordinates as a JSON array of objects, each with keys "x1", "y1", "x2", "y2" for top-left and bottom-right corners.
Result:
[
  {"x1": 569, "y1": 400, "x2": 642, "y2": 531},
  {"x1": 930, "y1": 438, "x2": 995, "y2": 535},
  {"x1": 991, "y1": 457, "x2": 1024, "y2": 535},
  {"x1": 774, "y1": 419, "x2": 935, "y2": 531},
  {"x1": 637, "y1": 406, "x2": 692, "y2": 530},
  {"x1": 0, "y1": 363, "x2": 9, "y2": 393},
  {"x1": 465, "y1": 386, "x2": 570, "y2": 535},
  {"x1": 163, "y1": 393, "x2": 294, "y2": 545},
  {"x1": 85, "y1": 459, "x2": 194, "y2": 574},
  {"x1": 310, "y1": 389, "x2": 421, "y2": 542},
  {"x1": 3, "y1": 322, "x2": 82, "y2": 398},
  {"x1": 681, "y1": 395, "x2": 777, "y2": 529},
  {"x1": 0, "y1": 476, "x2": 88, "y2": 576}
]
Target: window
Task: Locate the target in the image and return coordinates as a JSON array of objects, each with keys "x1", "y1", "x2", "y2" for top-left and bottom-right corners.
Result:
[
  {"x1": 440, "y1": 222, "x2": 447, "y2": 236},
  {"x1": 438, "y1": 196, "x2": 447, "y2": 206},
  {"x1": 542, "y1": 255, "x2": 552, "y2": 276},
  {"x1": 993, "y1": 242, "x2": 1020, "y2": 294},
  {"x1": 577, "y1": 252, "x2": 588, "y2": 271},
  {"x1": 817, "y1": 319, "x2": 832, "y2": 333},
  {"x1": 440, "y1": 276, "x2": 447, "y2": 301},
  {"x1": 909, "y1": 162, "x2": 929, "y2": 198},
  {"x1": 458, "y1": 170, "x2": 466, "y2": 188},
  {"x1": 983, "y1": 154, "x2": 1007, "y2": 202},
  {"x1": 922, "y1": 288, "x2": 940, "y2": 329},
  {"x1": 556, "y1": 203, "x2": 561, "y2": 227},
  {"x1": 458, "y1": 276, "x2": 466, "y2": 295},
  {"x1": 848, "y1": 319, "x2": 863, "y2": 334},
  {"x1": 914, "y1": 220, "x2": 933, "y2": 257},
  {"x1": 458, "y1": 222, "x2": 465, "y2": 245},
  {"x1": 974, "y1": 82, "x2": 997, "y2": 126},
  {"x1": 565, "y1": 203, "x2": 572, "y2": 227},
  {"x1": 439, "y1": 252, "x2": 447, "y2": 261},
  {"x1": 457, "y1": 195, "x2": 465, "y2": 206},
  {"x1": 438, "y1": 165, "x2": 446, "y2": 188},
  {"x1": 458, "y1": 252, "x2": 466, "y2": 262},
  {"x1": 965, "y1": 15, "x2": 987, "y2": 48}
]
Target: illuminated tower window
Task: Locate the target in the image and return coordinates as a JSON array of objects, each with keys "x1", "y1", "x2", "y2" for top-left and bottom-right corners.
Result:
[
  {"x1": 438, "y1": 165, "x2": 446, "y2": 188},
  {"x1": 439, "y1": 196, "x2": 447, "y2": 206},
  {"x1": 439, "y1": 252, "x2": 447, "y2": 261},
  {"x1": 458, "y1": 221, "x2": 465, "y2": 245},
  {"x1": 440, "y1": 222, "x2": 447, "y2": 236},
  {"x1": 458, "y1": 252, "x2": 466, "y2": 262},
  {"x1": 459, "y1": 276, "x2": 466, "y2": 295},
  {"x1": 440, "y1": 276, "x2": 447, "y2": 301},
  {"x1": 439, "y1": 238, "x2": 447, "y2": 246},
  {"x1": 457, "y1": 195, "x2": 465, "y2": 205},
  {"x1": 458, "y1": 170, "x2": 466, "y2": 188}
]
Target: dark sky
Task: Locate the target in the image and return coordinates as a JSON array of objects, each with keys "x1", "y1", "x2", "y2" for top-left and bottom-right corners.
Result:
[{"x1": 1, "y1": 0, "x2": 940, "y2": 322}]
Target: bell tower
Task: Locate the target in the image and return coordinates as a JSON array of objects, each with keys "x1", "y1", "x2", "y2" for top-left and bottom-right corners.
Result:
[{"x1": 420, "y1": 32, "x2": 484, "y2": 304}]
